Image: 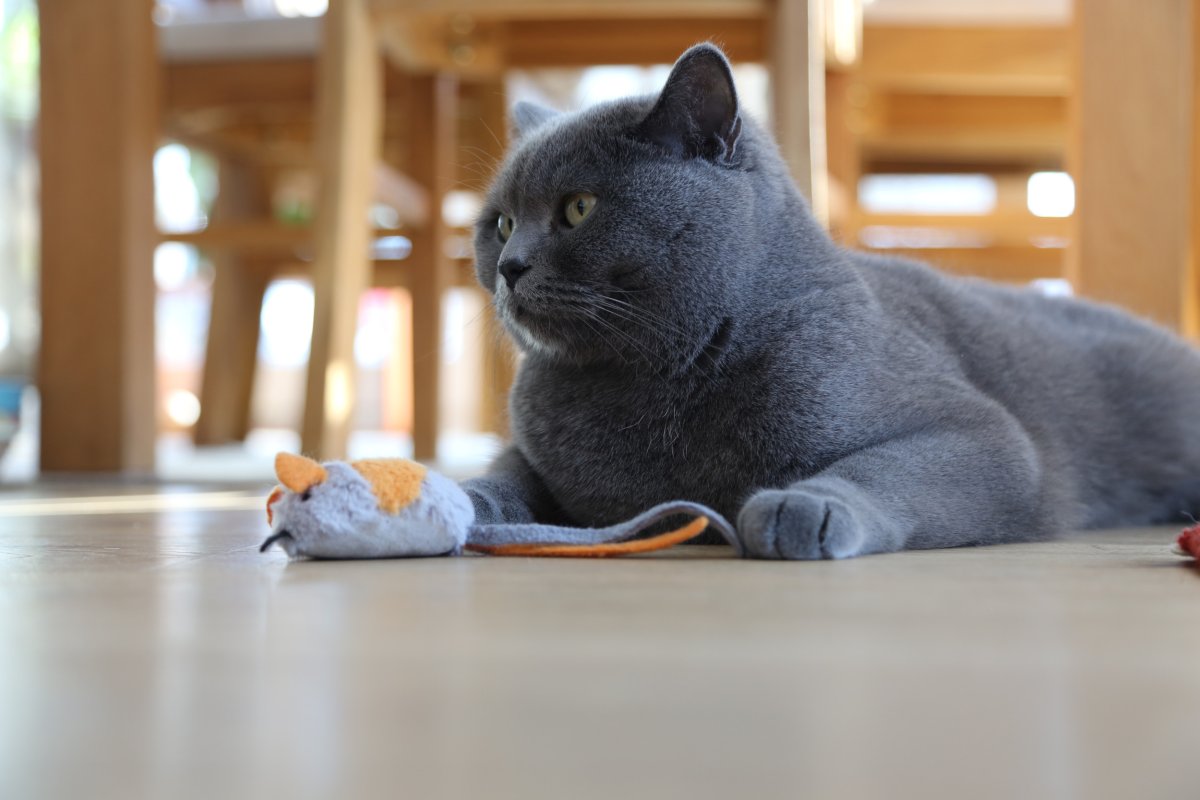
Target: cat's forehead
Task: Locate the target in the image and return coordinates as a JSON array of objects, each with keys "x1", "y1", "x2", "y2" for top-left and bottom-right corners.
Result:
[{"x1": 492, "y1": 98, "x2": 655, "y2": 205}]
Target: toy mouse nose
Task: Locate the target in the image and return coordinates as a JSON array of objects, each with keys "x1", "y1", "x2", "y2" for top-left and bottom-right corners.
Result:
[{"x1": 498, "y1": 257, "x2": 530, "y2": 290}]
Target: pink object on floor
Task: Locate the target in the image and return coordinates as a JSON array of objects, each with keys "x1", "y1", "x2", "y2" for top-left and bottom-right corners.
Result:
[{"x1": 1177, "y1": 524, "x2": 1200, "y2": 559}]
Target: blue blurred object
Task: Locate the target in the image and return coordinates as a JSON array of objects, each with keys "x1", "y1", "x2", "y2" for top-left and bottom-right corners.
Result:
[{"x1": 0, "y1": 378, "x2": 23, "y2": 457}]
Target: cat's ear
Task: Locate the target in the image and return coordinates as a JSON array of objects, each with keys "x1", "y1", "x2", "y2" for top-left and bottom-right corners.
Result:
[
  {"x1": 511, "y1": 101, "x2": 560, "y2": 139},
  {"x1": 636, "y1": 43, "x2": 742, "y2": 163}
]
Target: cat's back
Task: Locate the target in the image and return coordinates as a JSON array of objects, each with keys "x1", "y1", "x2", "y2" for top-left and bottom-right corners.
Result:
[{"x1": 849, "y1": 251, "x2": 1200, "y2": 525}]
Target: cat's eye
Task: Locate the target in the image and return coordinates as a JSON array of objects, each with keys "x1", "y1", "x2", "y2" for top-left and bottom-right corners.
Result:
[
  {"x1": 497, "y1": 214, "x2": 514, "y2": 242},
  {"x1": 564, "y1": 193, "x2": 597, "y2": 227}
]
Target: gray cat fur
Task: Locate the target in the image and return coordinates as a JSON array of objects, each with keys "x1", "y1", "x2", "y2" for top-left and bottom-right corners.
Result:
[{"x1": 462, "y1": 43, "x2": 1200, "y2": 559}]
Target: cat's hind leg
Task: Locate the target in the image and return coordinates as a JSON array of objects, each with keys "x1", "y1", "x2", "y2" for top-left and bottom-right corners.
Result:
[{"x1": 737, "y1": 402, "x2": 1061, "y2": 559}]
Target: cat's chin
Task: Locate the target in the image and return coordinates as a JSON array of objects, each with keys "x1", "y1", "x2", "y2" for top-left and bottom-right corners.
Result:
[{"x1": 501, "y1": 302, "x2": 569, "y2": 358}]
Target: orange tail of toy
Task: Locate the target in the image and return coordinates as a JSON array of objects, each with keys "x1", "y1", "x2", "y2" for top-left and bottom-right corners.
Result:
[{"x1": 465, "y1": 516, "x2": 709, "y2": 558}]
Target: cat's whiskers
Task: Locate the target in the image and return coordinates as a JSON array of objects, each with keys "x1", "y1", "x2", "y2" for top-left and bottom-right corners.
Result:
[{"x1": 590, "y1": 294, "x2": 693, "y2": 341}]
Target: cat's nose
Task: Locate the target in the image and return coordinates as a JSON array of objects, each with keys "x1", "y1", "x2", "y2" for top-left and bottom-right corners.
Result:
[{"x1": 498, "y1": 257, "x2": 530, "y2": 290}]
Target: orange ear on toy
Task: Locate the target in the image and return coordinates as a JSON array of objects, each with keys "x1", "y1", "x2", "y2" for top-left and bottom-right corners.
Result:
[
  {"x1": 275, "y1": 452, "x2": 328, "y2": 494},
  {"x1": 465, "y1": 516, "x2": 709, "y2": 558}
]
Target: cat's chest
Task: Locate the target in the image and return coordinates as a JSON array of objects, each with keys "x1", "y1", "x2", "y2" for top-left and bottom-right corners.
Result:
[{"x1": 512, "y1": 367, "x2": 785, "y2": 525}]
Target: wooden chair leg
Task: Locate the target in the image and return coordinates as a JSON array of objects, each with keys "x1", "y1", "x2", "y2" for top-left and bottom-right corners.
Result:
[
  {"x1": 194, "y1": 263, "x2": 270, "y2": 445},
  {"x1": 405, "y1": 73, "x2": 457, "y2": 462},
  {"x1": 479, "y1": 303, "x2": 517, "y2": 437},
  {"x1": 769, "y1": 0, "x2": 828, "y2": 226},
  {"x1": 194, "y1": 160, "x2": 271, "y2": 446},
  {"x1": 471, "y1": 77, "x2": 516, "y2": 437},
  {"x1": 301, "y1": 0, "x2": 382, "y2": 460},
  {"x1": 1067, "y1": 0, "x2": 1199, "y2": 333},
  {"x1": 38, "y1": 0, "x2": 158, "y2": 472}
]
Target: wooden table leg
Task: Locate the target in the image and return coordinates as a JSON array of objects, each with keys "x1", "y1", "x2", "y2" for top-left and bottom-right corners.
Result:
[
  {"x1": 38, "y1": 0, "x2": 158, "y2": 472},
  {"x1": 405, "y1": 73, "x2": 457, "y2": 462},
  {"x1": 301, "y1": 0, "x2": 382, "y2": 459},
  {"x1": 1068, "y1": 0, "x2": 1200, "y2": 335},
  {"x1": 769, "y1": 0, "x2": 828, "y2": 226},
  {"x1": 470, "y1": 77, "x2": 517, "y2": 437},
  {"x1": 194, "y1": 159, "x2": 271, "y2": 446}
]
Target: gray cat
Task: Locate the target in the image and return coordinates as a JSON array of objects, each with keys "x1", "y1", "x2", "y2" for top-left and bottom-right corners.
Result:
[{"x1": 462, "y1": 43, "x2": 1200, "y2": 559}]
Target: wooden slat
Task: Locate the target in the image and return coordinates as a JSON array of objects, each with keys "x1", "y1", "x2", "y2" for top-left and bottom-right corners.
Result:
[
  {"x1": 501, "y1": 18, "x2": 765, "y2": 66},
  {"x1": 370, "y1": 0, "x2": 765, "y2": 18},
  {"x1": 161, "y1": 221, "x2": 311, "y2": 251},
  {"x1": 859, "y1": 92, "x2": 1066, "y2": 167},
  {"x1": 301, "y1": 0, "x2": 383, "y2": 459},
  {"x1": 193, "y1": 160, "x2": 273, "y2": 446},
  {"x1": 868, "y1": 246, "x2": 1065, "y2": 284},
  {"x1": 404, "y1": 74, "x2": 458, "y2": 462},
  {"x1": 770, "y1": 0, "x2": 828, "y2": 222},
  {"x1": 1191, "y1": 2, "x2": 1200, "y2": 340},
  {"x1": 473, "y1": 78, "x2": 517, "y2": 437},
  {"x1": 825, "y1": 68, "x2": 861, "y2": 235},
  {"x1": 164, "y1": 57, "x2": 415, "y2": 113},
  {"x1": 38, "y1": 0, "x2": 158, "y2": 473},
  {"x1": 851, "y1": 211, "x2": 1069, "y2": 247},
  {"x1": 164, "y1": 57, "x2": 315, "y2": 111},
  {"x1": 1067, "y1": 0, "x2": 1197, "y2": 331},
  {"x1": 859, "y1": 25, "x2": 1069, "y2": 96}
]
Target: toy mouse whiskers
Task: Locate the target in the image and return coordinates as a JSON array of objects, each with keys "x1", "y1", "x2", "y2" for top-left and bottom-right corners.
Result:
[{"x1": 260, "y1": 453, "x2": 741, "y2": 559}]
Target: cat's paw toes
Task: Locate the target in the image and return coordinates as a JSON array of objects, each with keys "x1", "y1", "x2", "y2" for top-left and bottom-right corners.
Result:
[{"x1": 737, "y1": 488, "x2": 866, "y2": 560}]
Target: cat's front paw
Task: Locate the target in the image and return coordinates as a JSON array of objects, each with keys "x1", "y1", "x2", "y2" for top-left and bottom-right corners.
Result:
[{"x1": 737, "y1": 488, "x2": 866, "y2": 560}]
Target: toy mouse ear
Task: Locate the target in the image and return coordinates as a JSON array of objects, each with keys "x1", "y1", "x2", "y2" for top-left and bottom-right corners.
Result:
[
  {"x1": 266, "y1": 486, "x2": 284, "y2": 525},
  {"x1": 275, "y1": 452, "x2": 328, "y2": 493}
]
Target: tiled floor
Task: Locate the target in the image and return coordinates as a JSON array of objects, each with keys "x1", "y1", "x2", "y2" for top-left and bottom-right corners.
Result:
[{"x1": 1, "y1": 484, "x2": 1198, "y2": 800}]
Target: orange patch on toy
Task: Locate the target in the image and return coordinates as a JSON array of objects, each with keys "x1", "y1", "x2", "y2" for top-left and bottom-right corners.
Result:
[
  {"x1": 266, "y1": 485, "x2": 284, "y2": 525},
  {"x1": 350, "y1": 458, "x2": 427, "y2": 514},
  {"x1": 275, "y1": 452, "x2": 328, "y2": 493}
]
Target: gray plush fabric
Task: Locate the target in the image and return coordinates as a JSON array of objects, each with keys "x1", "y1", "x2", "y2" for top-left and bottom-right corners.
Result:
[
  {"x1": 463, "y1": 43, "x2": 1200, "y2": 559},
  {"x1": 466, "y1": 500, "x2": 741, "y2": 554},
  {"x1": 265, "y1": 463, "x2": 472, "y2": 558}
]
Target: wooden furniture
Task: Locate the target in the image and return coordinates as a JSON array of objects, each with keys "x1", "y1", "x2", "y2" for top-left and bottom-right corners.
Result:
[
  {"x1": 38, "y1": 0, "x2": 158, "y2": 472},
  {"x1": 160, "y1": 30, "x2": 504, "y2": 452},
  {"x1": 1067, "y1": 0, "x2": 1200, "y2": 336},
  {"x1": 826, "y1": 23, "x2": 1073, "y2": 282}
]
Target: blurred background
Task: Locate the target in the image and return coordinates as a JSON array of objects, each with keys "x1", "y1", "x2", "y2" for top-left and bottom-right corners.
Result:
[{"x1": 1, "y1": 0, "x2": 1196, "y2": 483}]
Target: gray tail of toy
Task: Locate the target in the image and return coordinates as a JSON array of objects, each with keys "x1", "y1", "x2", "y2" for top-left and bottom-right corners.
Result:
[{"x1": 465, "y1": 501, "x2": 742, "y2": 556}]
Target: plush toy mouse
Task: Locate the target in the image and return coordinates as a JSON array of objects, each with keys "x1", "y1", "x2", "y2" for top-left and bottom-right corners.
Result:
[{"x1": 260, "y1": 453, "x2": 742, "y2": 559}]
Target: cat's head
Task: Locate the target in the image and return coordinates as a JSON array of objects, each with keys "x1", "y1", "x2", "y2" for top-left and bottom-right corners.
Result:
[{"x1": 474, "y1": 43, "x2": 805, "y2": 369}]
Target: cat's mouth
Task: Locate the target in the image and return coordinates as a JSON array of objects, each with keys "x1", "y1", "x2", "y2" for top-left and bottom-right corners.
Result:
[{"x1": 500, "y1": 296, "x2": 568, "y2": 353}]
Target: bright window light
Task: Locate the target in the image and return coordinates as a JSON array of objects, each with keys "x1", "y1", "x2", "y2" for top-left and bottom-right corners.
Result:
[
  {"x1": 154, "y1": 242, "x2": 198, "y2": 290},
  {"x1": 259, "y1": 280, "x2": 314, "y2": 368},
  {"x1": 272, "y1": 0, "x2": 326, "y2": 17},
  {"x1": 1027, "y1": 171, "x2": 1075, "y2": 218},
  {"x1": 165, "y1": 389, "x2": 201, "y2": 427},
  {"x1": 154, "y1": 143, "x2": 206, "y2": 233},
  {"x1": 1030, "y1": 278, "x2": 1074, "y2": 297},
  {"x1": 576, "y1": 66, "x2": 647, "y2": 106},
  {"x1": 442, "y1": 190, "x2": 483, "y2": 228},
  {"x1": 859, "y1": 225, "x2": 990, "y2": 249},
  {"x1": 859, "y1": 174, "x2": 997, "y2": 215}
]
